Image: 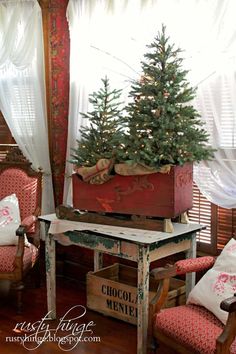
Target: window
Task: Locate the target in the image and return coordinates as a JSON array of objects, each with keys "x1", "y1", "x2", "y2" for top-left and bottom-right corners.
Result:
[
  {"x1": 0, "y1": 0, "x2": 46, "y2": 141},
  {"x1": 189, "y1": 183, "x2": 236, "y2": 255},
  {"x1": 66, "y1": 0, "x2": 236, "y2": 251},
  {"x1": 191, "y1": 61, "x2": 236, "y2": 254},
  {"x1": 10, "y1": 76, "x2": 37, "y2": 137}
]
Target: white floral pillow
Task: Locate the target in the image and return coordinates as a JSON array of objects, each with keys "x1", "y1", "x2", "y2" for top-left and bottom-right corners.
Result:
[
  {"x1": 0, "y1": 194, "x2": 22, "y2": 246},
  {"x1": 187, "y1": 238, "x2": 236, "y2": 324}
]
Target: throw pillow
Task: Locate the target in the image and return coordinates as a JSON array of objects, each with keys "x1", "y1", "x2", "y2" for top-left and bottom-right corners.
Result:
[
  {"x1": 0, "y1": 194, "x2": 30, "y2": 247},
  {"x1": 187, "y1": 237, "x2": 236, "y2": 324}
]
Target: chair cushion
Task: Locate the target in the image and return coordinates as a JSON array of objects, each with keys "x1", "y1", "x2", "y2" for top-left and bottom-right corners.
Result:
[
  {"x1": 154, "y1": 304, "x2": 236, "y2": 354},
  {"x1": 0, "y1": 244, "x2": 38, "y2": 273}
]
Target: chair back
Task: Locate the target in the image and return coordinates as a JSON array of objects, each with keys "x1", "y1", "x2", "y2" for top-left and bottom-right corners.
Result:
[{"x1": 0, "y1": 147, "x2": 42, "y2": 232}]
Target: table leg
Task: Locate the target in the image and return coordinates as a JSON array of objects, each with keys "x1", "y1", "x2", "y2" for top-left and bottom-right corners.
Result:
[
  {"x1": 185, "y1": 232, "x2": 197, "y2": 297},
  {"x1": 137, "y1": 245, "x2": 150, "y2": 354},
  {"x1": 45, "y1": 228, "x2": 56, "y2": 319},
  {"x1": 94, "y1": 251, "x2": 103, "y2": 271}
]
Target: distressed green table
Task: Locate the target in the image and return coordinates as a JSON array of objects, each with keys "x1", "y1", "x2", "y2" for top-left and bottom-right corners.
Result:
[{"x1": 39, "y1": 214, "x2": 204, "y2": 354}]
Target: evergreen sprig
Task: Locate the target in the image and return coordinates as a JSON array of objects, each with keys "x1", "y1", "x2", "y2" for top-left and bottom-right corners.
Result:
[
  {"x1": 117, "y1": 25, "x2": 215, "y2": 168},
  {"x1": 71, "y1": 77, "x2": 124, "y2": 167}
]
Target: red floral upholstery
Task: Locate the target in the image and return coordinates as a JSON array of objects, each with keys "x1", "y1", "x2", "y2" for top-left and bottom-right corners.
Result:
[
  {"x1": 0, "y1": 168, "x2": 40, "y2": 232},
  {"x1": 0, "y1": 244, "x2": 39, "y2": 273},
  {"x1": 175, "y1": 256, "x2": 216, "y2": 275},
  {"x1": 154, "y1": 304, "x2": 236, "y2": 354}
]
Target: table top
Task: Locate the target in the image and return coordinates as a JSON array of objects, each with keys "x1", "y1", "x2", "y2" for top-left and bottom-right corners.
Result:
[{"x1": 39, "y1": 214, "x2": 204, "y2": 246}]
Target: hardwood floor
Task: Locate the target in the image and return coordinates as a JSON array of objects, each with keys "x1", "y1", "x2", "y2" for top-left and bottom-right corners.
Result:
[
  {"x1": 0, "y1": 273, "x2": 177, "y2": 354},
  {"x1": 0, "y1": 277, "x2": 138, "y2": 354}
]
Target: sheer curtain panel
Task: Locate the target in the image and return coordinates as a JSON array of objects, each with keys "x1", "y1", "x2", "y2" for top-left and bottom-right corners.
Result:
[
  {"x1": 65, "y1": 0, "x2": 236, "y2": 209},
  {"x1": 64, "y1": 0, "x2": 161, "y2": 204},
  {"x1": 0, "y1": 0, "x2": 54, "y2": 214}
]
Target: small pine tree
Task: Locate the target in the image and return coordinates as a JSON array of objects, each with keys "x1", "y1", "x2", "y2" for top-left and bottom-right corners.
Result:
[
  {"x1": 117, "y1": 25, "x2": 214, "y2": 168},
  {"x1": 71, "y1": 77, "x2": 124, "y2": 167}
]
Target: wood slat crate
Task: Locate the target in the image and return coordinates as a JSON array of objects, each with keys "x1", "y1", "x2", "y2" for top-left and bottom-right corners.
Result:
[{"x1": 87, "y1": 263, "x2": 186, "y2": 325}]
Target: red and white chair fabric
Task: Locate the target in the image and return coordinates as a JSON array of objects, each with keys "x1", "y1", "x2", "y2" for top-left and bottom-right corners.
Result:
[
  {"x1": 152, "y1": 255, "x2": 236, "y2": 354},
  {"x1": 0, "y1": 148, "x2": 42, "y2": 312}
]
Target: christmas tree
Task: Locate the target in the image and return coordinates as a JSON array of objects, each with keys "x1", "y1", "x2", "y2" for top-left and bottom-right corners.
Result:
[
  {"x1": 71, "y1": 76, "x2": 124, "y2": 167},
  {"x1": 117, "y1": 25, "x2": 214, "y2": 168}
]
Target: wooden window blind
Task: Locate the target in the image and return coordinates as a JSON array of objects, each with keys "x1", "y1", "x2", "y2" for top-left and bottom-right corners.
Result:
[
  {"x1": 188, "y1": 183, "x2": 214, "y2": 254},
  {"x1": 189, "y1": 182, "x2": 236, "y2": 255},
  {"x1": 217, "y1": 206, "x2": 236, "y2": 250},
  {"x1": 0, "y1": 111, "x2": 16, "y2": 161},
  {"x1": 0, "y1": 111, "x2": 14, "y2": 144},
  {"x1": 190, "y1": 68, "x2": 236, "y2": 255},
  {"x1": 11, "y1": 79, "x2": 36, "y2": 137}
]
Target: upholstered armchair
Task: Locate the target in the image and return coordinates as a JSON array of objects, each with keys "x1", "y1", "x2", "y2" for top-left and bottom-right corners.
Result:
[
  {"x1": 0, "y1": 147, "x2": 42, "y2": 313},
  {"x1": 151, "y1": 246, "x2": 236, "y2": 354}
]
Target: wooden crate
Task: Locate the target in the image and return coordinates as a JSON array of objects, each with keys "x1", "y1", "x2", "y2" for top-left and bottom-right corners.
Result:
[
  {"x1": 86, "y1": 263, "x2": 186, "y2": 325},
  {"x1": 73, "y1": 163, "x2": 193, "y2": 219}
]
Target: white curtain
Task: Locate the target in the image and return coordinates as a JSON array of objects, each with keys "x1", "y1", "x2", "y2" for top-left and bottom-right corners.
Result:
[
  {"x1": 193, "y1": 59, "x2": 236, "y2": 208},
  {"x1": 65, "y1": 0, "x2": 236, "y2": 209},
  {"x1": 0, "y1": 0, "x2": 54, "y2": 214},
  {"x1": 64, "y1": 0, "x2": 161, "y2": 204}
]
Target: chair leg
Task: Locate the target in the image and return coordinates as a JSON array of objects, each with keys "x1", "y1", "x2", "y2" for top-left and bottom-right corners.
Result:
[
  {"x1": 148, "y1": 337, "x2": 158, "y2": 354},
  {"x1": 12, "y1": 281, "x2": 24, "y2": 314},
  {"x1": 33, "y1": 259, "x2": 41, "y2": 288},
  {"x1": 17, "y1": 282, "x2": 24, "y2": 314}
]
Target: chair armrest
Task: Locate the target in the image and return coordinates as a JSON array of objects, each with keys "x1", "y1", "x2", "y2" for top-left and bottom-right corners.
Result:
[
  {"x1": 13, "y1": 225, "x2": 26, "y2": 267},
  {"x1": 151, "y1": 266, "x2": 177, "y2": 281},
  {"x1": 21, "y1": 215, "x2": 37, "y2": 232},
  {"x1": 175, "y1": 256, "x2": 216, "y2": 275},
  {"x1": 22, "y1": 213, "x2": 41, "y2": 247},
  {"x1": 216, "y1": 294, "x2": 236, "y2": 353},
  {"x1": 16, "y1": 225, "x2": 26, "y2": 237},
  {"x1": 150, "y1": 278, "x2": 171, "y2": 314},
  {"x1": 220, "y1": 294, "x2": 236, "y2": 313},
  {"x1": 149, "y1": 258, "x2": 215, "y2": 317},
  {"x1": 151, "y1": 256, "x2": 216, "y2": 280}
]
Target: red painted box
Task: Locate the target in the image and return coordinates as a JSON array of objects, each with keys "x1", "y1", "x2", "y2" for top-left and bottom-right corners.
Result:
[{"x1": 72, "y1": 163, "x2": 193, "y2": 218}]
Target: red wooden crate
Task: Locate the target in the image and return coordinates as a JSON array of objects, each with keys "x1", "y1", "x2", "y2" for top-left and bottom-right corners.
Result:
[{"x1": 72, "y1": 163, "x2": 193, "y2": 219}]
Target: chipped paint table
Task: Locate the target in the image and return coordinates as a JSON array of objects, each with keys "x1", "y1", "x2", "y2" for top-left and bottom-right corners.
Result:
[{"x1": 39, "y1": 214, "x2": 204, "y2": 354}]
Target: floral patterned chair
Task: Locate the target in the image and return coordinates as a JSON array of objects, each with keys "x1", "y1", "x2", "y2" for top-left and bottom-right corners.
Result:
[
  {"x1": 151, "y1": 251, "x2": 236, "y2": 354},
  {"x1": 0, "y1": 147, "x2": 42, "y2": 313}
]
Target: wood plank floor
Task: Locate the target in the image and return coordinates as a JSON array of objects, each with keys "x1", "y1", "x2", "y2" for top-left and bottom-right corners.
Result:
[
  {"x1": 0, "y1": 277, "x2": 139, "y2": 354},
  {"x1": 0, "y1": 277, "x2": 176, "y2": 354}
]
